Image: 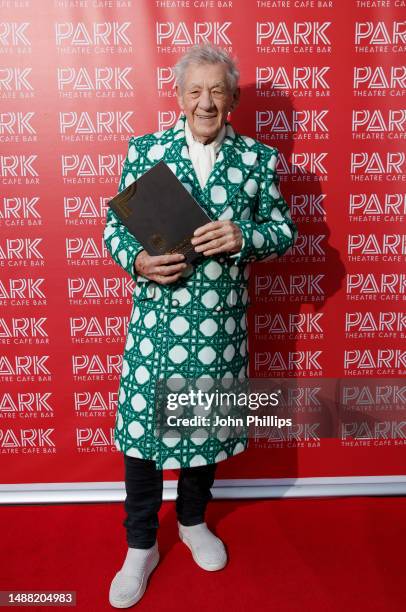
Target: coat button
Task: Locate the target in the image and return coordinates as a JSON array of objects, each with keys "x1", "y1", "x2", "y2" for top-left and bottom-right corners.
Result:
[
  {"x1": 215, "y1": 305, "x2": 222, "y2": 312},
  {"x1": 171, "y1": 299, "x2": 180, "y2": 307}
]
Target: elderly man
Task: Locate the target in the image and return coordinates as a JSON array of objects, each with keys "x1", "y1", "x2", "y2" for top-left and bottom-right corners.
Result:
[{"x1": 105, "y1": 44, "x2": 298, "y2": 608}]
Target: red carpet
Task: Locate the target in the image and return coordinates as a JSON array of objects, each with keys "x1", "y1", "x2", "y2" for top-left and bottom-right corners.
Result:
[{"x1": 1, "y1": 496, "x2": 405, "y2": 611}]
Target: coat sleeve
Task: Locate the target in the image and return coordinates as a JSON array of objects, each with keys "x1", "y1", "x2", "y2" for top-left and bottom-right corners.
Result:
[
  {"x1": 228, "y1": 147, "x2": 298, "y2": 265},
  {"x1": 103, "y1": 137, "x2": 145, "y2": 282}
]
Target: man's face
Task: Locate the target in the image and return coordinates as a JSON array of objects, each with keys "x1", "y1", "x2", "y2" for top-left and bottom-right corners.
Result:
[{"x1": 176, "y1": 62, "x2": 240, "y2": 144}]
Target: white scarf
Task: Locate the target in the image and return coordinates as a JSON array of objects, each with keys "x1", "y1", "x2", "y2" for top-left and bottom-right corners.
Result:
[{"x1": 184, "y1": 118, "x2": 226, "y2": 189}]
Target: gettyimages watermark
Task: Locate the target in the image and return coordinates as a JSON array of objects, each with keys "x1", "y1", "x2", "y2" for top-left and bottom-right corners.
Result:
[
  {"x1": 153, "y1": 377, "x2": 406, "y2": 445},
  {"x1": 164, "y1": 385, "x2": 288, "y2": 428}
]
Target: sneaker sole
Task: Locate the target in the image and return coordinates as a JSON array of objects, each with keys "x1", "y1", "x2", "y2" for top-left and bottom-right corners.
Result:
[
  {"x1": 109, "y1": 552, "x2": 160, "y2": 608},
  {"x1": 179, "y1": 532, "x2": 227, "y2": 572}
]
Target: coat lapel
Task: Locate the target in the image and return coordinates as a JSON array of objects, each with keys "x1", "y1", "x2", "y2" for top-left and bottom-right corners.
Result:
[{"x1": 162, "y1": 113, "x2": 258, "y2": 220}]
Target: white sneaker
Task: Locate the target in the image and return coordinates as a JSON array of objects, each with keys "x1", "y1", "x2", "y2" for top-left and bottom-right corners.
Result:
[
  {"x1": 178, "y1": 521, "x2": 227, "y2": 571},
  {"x1": 109, "y1": 542, "x2": 159, "y2": 608}
]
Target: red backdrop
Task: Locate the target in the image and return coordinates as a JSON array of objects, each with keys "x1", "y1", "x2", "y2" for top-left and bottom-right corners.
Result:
[{"x1": 0, "y1": 1, "x2": 405, "y2": 485}]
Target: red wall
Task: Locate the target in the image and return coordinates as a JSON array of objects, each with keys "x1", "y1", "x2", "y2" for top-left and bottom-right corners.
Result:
[{"x1": 0, "y1": 1, "x2": 405, "y2": 484}]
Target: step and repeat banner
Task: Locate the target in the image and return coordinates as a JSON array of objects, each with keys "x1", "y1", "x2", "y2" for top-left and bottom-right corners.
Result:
[{"x1": 0, "y1": 1, "x2": 405, "y2": 485}]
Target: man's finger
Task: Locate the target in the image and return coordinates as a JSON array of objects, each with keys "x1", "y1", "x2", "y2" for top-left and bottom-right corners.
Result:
[
  {"x1": 191, "y1": 228, "x2": 228, "y2": 246},
  {"x1": 194, "y1": 237, "x2": 228, "y2": 252},
  {"x1": 200, "y1": 245, "x2": 229, "y2": 256},
  {"x1": 193, "y1": 221, "x2": 222, "y2": 236},
  {"x1": 148, "y1": 253, "x2": 186, "y2": 265},
  {"x1": 153, "y1": 263, "x2": 187, "y2": 276},
  {"x1": 155, "y1": 272, "x2": 184, "y2": 285}
]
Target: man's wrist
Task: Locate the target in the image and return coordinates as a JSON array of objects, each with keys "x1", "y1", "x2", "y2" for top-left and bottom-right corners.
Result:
[{"x1": 133, "y1": 249, "x2": 145, "y2": 274}]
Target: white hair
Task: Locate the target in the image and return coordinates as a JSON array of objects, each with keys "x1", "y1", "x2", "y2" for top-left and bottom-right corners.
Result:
[{"x1": 173, "y1": 43, "x2": 240, "y2": 93}]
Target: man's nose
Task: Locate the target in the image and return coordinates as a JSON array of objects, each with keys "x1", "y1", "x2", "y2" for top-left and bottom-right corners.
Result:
[{"x1": 198, "y1": 89, "x2": 215, "y2": 110}]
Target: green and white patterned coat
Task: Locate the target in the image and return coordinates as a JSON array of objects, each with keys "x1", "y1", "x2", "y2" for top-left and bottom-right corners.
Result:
[{"x1": 103, "y1": 113, "x2": 298, "y2": 469}]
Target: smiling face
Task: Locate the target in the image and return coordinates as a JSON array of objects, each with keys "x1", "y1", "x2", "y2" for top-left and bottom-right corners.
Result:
[{"x1": 176, "y1": 62, "x2": 240, "y2": 144}]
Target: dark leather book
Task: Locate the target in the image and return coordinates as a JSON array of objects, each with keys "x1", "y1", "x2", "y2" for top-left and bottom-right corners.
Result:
[{"x1": 108, "y1": 160, "x2": 213, "y2": 264}]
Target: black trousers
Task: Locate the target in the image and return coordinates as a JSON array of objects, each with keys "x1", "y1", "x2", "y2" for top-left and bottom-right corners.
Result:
[{"x1": 123, "y1": 454, "x2": 218, "y2": 549}]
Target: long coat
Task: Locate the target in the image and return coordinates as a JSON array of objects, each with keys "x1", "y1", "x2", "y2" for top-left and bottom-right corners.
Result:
[{"x1": 103, "y1": 113, "x2": 298, "y2": 470}]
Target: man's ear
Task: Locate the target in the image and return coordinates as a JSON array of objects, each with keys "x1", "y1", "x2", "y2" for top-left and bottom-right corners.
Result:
[
  {"x1": 175, "y1": 84, "x2": 184, "y2": 110},
  {"x1": 230, "y1": 86, "x2": 240, "y2": 112}
]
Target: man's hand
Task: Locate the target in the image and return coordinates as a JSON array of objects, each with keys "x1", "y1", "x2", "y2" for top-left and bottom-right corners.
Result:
[
  {"x1": 134, "y1": 251, "x2": 187, "y2": 285},
  {"x1": 191, "y1": 220, "x2": 243, "y2": 257}
]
